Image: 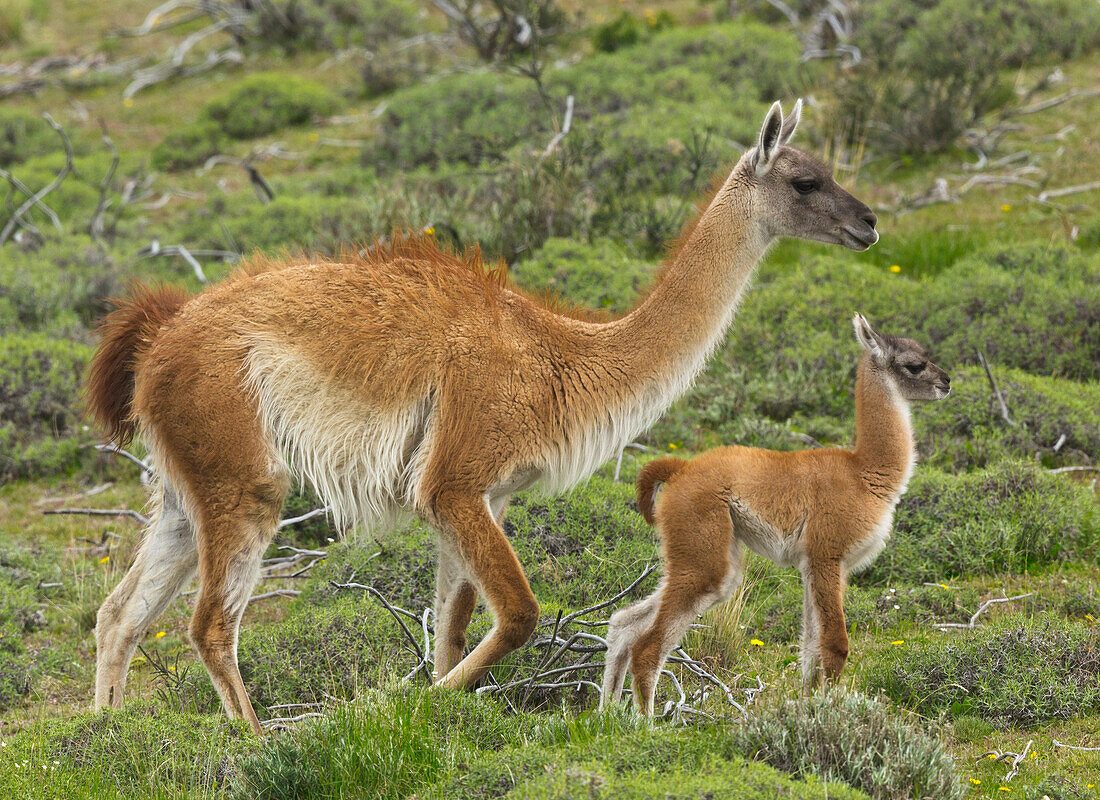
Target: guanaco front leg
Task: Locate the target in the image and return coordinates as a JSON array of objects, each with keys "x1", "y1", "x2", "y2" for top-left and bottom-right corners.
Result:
[
  {"x1": 806, "y1": 557, "x2": 848, "y2": 686},
  {"x1": 433, "y1": 540, "x2": 478, "y2": 679},
  {"x1": 432, "y1": 490, "x2": 539, "y2": 690}
]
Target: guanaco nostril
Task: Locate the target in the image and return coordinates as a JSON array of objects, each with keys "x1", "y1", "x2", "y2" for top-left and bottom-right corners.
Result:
[{"x1": 862, "y1": 211, "x2": 878, "y2": 229}]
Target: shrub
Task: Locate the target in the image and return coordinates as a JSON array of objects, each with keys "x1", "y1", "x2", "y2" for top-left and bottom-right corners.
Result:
[
  {"x1": 0, "y1": 108, "x2": 62, "y2": 167},
  {"x1": 204, "y1": 73, "x2": 338, "y2": 140},
  {"x1": 246, "y1": 0, "x2": 419, "y2": 52},
  {"x1": 834, "y1": 0, "x2": 1100, "y2": 153},
  {"x1": 0, "y1": 334, "x2": 94, "y2": 481},
  {"x1": 592, "y1": 11, "x2": 641, "y2": 53},
  {"x1": 915, "y1": 365, "x2": 1100, "y2": 471},
  {"x1": 863, "y1": 461, "x2": 1100, "y2": 585},
  {"x1": 865, "y1": 617, "x2": 1100, "y2": 726},
  {"x1": 731, "y1": 690, "x2": 964, "y2": 800},
  {"x1": 151, "y1": 119, "x2": 226, "y2": 172},
  {"x1": 510, "y1": 237, "x2": 651, "y2": 312}
]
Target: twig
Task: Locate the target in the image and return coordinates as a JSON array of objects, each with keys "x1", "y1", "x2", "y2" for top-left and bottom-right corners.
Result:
[
  {"x1": 260, "y1": 712, "x2": 325, "y2": 728},
  {"x1": 613, "y1": 442, "x2": 650, "y2": 482},
  {"x1": 247, "y1": 589, "x2": 301, "y2": 605},
  {"x1": 1, "y1": 114, "x2": 74, "y2": 245},
  {"x1": 1037, "y1": 181, "x2": 1100, "y2": 202},
  {"x1": 935, "y1": 592, "x2": 1033, "y2": 631},
  {"x1": 0, "y1": 168, "x2": 63, "y2": 231},
  {"x1": 1009, "y1": 86, "x2": 1100, "y2": 117},
  {"x1": 977, "y1": 351, "x2": 1016, "y2": 428},
  {"x1": 542, "y1": 94, "x2": 573, "y2": 157},
  {"x1": 278, "y1": 507, "x2": 330, "y2": 529},
  {"x1": 329, "y1": 580, "x2": 432, "y2": 682},
  {"x1": 89, "y1": 122, "x2": 120, "y2": 242},
  {"x1": 1052, "y1": 739, "x2": 1100, "y2": 752},
  {"x1": 978, "y1": 740, "x2": 1032, "y2": 782},
  {"x1": 43, "y1": 507, "x2": 150, "y2": 525},
  {"x1": 559, "y1": 564, "x2": 658, "y2": 627}
]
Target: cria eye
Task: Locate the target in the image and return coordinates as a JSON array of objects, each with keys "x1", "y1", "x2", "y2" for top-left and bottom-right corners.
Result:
[
  {"x1": 792, "y1": 179, "x2": 817, "y2": 194},
  {"x1": 904, "y1": 363, "x2": 924, "y2": 375}
]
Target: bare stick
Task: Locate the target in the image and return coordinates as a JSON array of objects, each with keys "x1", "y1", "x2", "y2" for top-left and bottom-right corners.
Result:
[
  {"x1": 247, "y1": 589, "x2": 301, "y2": 605},
  {"x1": 542, "y1": 94, "x2": 574, "y2": 156},
  {"x1": 43, "y1": 507, "x2": 149, "y2": 525},
  {"x1": 559, "y1": 564, "x2": 657, "y2": 627},
  {"x1": 95, "y1": 443, "x2": 155, "y2": 475},
  {"x1": 1037, "y1": 181, "x2": 1100, "y2": 202},
  {"x1": 278, "y1": 507, "x2": 330, "y2": 529},
  {"x1": 329, "y1": 580, "x2": 432, "y2": 682},
  {"x1": 0, "y1": 168, "x2": 63, "y2": 231},
  {"x1": 89, "y1": 122, "x2": 120, "y2": 242},
  {"x1": 1049, "y1": 465, "x2": 1100, "y2": 475},
  {"x1": 260, "y1": 712, "x2": 325, "y2": 728},
  {"x1": 977, "y1": 351, "x2": 1016, "y2": 428},
  {"x1": 1010, "y1": 86, "x2": 1100, "y2": 116},
  {"x1": 935, "y1": 592, "x2": 1033, "y2": 631},
  {"x1": 1052, "y1": 739, "x2": 1100, "y2": 752},
  {"x1": 1, "y1": 114, "x2": 74, "y2": 245}
]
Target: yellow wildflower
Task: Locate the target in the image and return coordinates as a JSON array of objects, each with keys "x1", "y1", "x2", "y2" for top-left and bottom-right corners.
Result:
[
  {"x1": 891, "y1": 640, "x2": 904, "y2": 645},
  {"x1": 749, "y1": 639, "x2": 765, "y2": 647},
  {"x1": 99, "y1": 555, "x2": 110, "y2": 564},
  {"x1": 308, "y1": 132, "x2": 320, "y2": 142},
  {"x1": 668, "y1": 442, "x2": 679, "y2": 450},
  {"x1": 889, "y1": 265, "x2": 901, "y2": 273},
  {"x1": 1001, "y1": 204, "x2": 1012, "y2": 212},
  {"x1": 970, "y1": 778, "x2": 981, "y2": 785},
  {"x1": 1085, "y1": 613, "x2": 1094, "y2": 622},
  {"x1": 155, "y1": 631, "x2": 166, "y2": 639},
  {"x1": 998, "y1": 787, "x2": 1011, "y2": 793},
  {"x1": 425, "y1": 226, "x2": 435, "y2": 236},
  {"x1": 123, "y1": 97, "x2": 134, "y2": 108}
]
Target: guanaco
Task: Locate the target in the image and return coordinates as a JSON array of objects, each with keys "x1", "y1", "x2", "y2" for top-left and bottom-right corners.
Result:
[
  {"x1": 85, "y1": 101, "x2": 879, "y2": 735},
  {"x1": 601, "y1": 314, "x2": 949, "y2": 716}
]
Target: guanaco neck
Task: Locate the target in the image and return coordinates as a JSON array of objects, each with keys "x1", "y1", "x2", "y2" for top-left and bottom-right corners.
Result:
[
  {"x1": 852, "y1": 355, "x2": 915, "y2": 500},
  {"x1": 594, "y1": 162, "x2": 769, "y2": 389}
]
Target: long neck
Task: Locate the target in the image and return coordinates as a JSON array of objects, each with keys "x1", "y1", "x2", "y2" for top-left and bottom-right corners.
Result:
[
  {"x1": 853, "y1": 356, "x2": 915, "y2": 499},
  {"x1": 599, "y1": 164, "x2": 769, "y2": 383}
]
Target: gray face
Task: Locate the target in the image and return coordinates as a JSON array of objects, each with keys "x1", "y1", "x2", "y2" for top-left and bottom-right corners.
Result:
[
  {"x1": 853, "y1": 313, "x2": 950, "y2": 401},
  {"x1": 755, "y1": 147, "x2": 880, "y2": 251}
]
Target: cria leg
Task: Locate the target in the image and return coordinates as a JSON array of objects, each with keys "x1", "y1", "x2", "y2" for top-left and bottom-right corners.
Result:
[
  {"x1": 95, "y1": 484, "x2": 197, "y2": 710},
  {"x1": 433, "y1": 539, "x2": 478, "y2": 679},
  {"x1": 600, "y1": 592, "x2": 661, "y2": 710}
]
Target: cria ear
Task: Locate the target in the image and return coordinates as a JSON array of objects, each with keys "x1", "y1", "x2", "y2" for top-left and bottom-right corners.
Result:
[
  {"x1": 779, "y1": 98, "x2": 802, "y2": 145},
  {"x1": 752, "y1": 101, "x2": 784, "y2": 176},
  {"x1": 852, "y1": 312, "x2": 886, "y2": 360}
]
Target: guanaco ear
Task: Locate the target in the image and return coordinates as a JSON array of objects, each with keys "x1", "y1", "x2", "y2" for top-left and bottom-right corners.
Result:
[
  {"x1": 752, "y1": 101, "x2": 784, "y2": 176},
  {"x1": 852, "y1": 312, "x2": 886, "y2": 360},
  {"x1": 779, "y1": 98, "x2": 802, "y2": 145}
]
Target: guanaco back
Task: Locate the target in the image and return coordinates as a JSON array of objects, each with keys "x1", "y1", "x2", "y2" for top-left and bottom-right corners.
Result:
[{"x1": 601, "y1": 314, "x2": 949, "y2": 715}]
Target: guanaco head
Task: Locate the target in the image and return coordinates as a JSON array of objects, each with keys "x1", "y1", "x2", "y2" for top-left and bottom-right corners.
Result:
[
  {"x1": 745, "y1": 100, "x2": 879, "y2": 251},
  {"x1": 853, "y1": 313, "x2": 950, "y2": 401}
]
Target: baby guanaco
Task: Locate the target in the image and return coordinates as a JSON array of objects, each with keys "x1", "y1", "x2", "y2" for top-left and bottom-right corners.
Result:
[{"x1": 601, "y1": 314, "x2": 950, "y2": 715}]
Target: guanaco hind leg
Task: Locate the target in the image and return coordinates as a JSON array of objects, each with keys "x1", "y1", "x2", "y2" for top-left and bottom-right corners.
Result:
[
  {"x1": 432, "y1": 491, "x2": 539, "y2": 691},
  {"x1": 95, "y1": 484, "x2": 198, "y2": 710}
]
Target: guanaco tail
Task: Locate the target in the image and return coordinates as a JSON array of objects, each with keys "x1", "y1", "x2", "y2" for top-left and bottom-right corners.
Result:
[
  {"x1": 601, "y1": 314, "x2": 949, "y2": 716},
  {"x1": 84, "y1": 101, "x2": 879, "y2": 735}
]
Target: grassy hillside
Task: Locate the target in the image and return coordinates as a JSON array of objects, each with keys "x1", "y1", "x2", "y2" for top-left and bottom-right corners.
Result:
[{"x1": 1, "y1": 1, "x2": 1098, "y2": 798}]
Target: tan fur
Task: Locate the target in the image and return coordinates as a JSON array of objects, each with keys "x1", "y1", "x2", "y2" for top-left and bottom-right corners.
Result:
[
  {"x1": 602, "y1": 315, "x2": 950, "y2": 715},
  {"x1": 87, "y1": 103, "x2": 880, "y2": 734}
]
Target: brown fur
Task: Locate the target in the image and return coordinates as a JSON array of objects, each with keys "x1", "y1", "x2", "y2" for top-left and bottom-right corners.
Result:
[
  {"x1": 602, "y1": 315, "x2": 950, "y2": 715},
  {"x1": 87, "y1": 103, "x2": 880, "y2": 734},
  {"x1": 85, "y1": 284, "x2": 189, "y2": 445}
]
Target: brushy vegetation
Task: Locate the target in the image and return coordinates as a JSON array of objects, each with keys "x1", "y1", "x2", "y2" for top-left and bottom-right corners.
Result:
[
  {"x1": 204, "y1": 73, "x2": 339, "y2": 140},
  {"x1": 866, "y1": 617, "x2": 1100, "y2": 726},
  {"x1": 731, "y1": 691, "x2": 964, "y2": 800}
]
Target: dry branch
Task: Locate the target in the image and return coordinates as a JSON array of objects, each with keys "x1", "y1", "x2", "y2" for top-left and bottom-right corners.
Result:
[
  {"x1": 1037, "y1": 181, "x2": 1100, "y2": 202},
  {"x1": 977, "y1": 351, "x2": 1016, "y2": 428},
  {"x1": 89, "y1": 123, "x2": 120, "y2": 243},
  {"x1": 1, "y1": 114, "x2": 74, "y2": 246},
  {"x1": 935, "y1": 592, "x2": 1033, "y2": 631},
  {"x1": 43, "y1": 507, "x2": 150, "y2": 525}
]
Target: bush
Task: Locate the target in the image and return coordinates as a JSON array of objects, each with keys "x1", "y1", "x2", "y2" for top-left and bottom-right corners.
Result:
[
  {"x1": 834, "y1": 0, "x2": 1100, "y2": 153},
  {"x1": 863, "y1": 461, "x2": 1100, "y2": 585},
  {"x1": 510, "y1": 237, "x2": 651, "y2": 313},
  {"x1": 204, "y1": 73, "x2": 338, "y2": 140},
  {"x1": 731, "y1": 691, "x2": 964, "y2": 800},
  {"x1": 0, "y1": 334, "x2": 94, "y2": 481},
  {"x1": 247, "y1": 0, "x2": 419, "y2": 52},
  {"x1": 0, "y1": 108, "x2": 62, "y2": 167},
  {"x1": 865, "y1": 617, "x2": 1100, "y2": 726},
  {"x1": 151, "y1": 119, "x2": 226, "y2": 172}
]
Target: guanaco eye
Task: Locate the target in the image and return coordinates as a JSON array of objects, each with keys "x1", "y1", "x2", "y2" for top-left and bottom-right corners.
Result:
[
  {"x1": 792, "y1": 179, "x2": 818, "y2": 195},
  {"x1": 904, "y1": 363, "x2": 924, "y2": 375}
]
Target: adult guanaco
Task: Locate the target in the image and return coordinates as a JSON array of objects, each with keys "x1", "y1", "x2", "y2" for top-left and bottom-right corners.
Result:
[
  {"x1": 601, "y1": 314, "x2": 949, "y2": 716},
  {"x1": 85, "y1": 100, "x2": 879, "y2": 735}
]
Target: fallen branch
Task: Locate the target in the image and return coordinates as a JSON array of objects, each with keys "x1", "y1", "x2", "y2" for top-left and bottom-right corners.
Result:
[
  {"x1": 1009, "y1": 86, "x2": 1100, "y2": 117},
  {"x1": 278, "y1": 507, "x2": 330, "y2": 529},
  {"x1": 1052, "y1": 739, "x2": 1100, "y2": 752},
  {"x1": 1048, "y1": 465, "x2": 1100, "y2": 475},
  {"x1": 89, "y1": 122, "x2": 120, "y2": 242},
  {"x1": 1037, "y1": 181, "x2": 1100, "y2": 202},
  {"x1": 95, "y1": 443, "x2": 155, "y2": 476},
  {"x1": 541, "y1": 94, "x2": 573, "y2": 157},
  {"x1": 977, "y1": 351, "x2": 1016, "y2": 428},
  {"x1": 329, "y1": 579, "x2": 432, "y2": 683},
  {"x1": 1, "y1": 114, "x2": 74, "y2": 246},
  {"x1": 247, "y1": 588, "x2": 301, "y2": 605},
  {"x1": 978, "y1": 740, "x2": 1032, "y2": 782},
  {"x1": 43, "y1": 507, "x2": 150, "y2": 525},
  {"x1": 935, "y1": 592, "x2": 1033, "y2": 631}
]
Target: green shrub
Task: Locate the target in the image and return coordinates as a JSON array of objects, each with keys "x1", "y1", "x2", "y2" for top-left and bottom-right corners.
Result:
[
  {"x1": 915, "y1": 365, "x2": 1100, "y2": 471},
  {"x1": 247, "y1": 0, "x2": 419, "y2": 52},
  {"x1": 835, "y1": 0, "x2": 1100, "y2": 153},
  {"x1": 731, "y1": 691, "x2": 964, "y2": 800},
  {"x1": 592, "y1": 11, "x2": 642, "y2": 53},
  {"x1": 0, "y1": 334, "x2": 94, "y2": 481},
  {"x1": 151, "y1": 119, "x2": 226, "y2": 172},
  {"x1": 205, "y1": 73, "x2": 338, "y2": 140},
  {"x1": 0, "y1": 108, "x2": 62, "y2": 167},
  {"x1": 864, "y1": 461, "x2": 1100, "y2": 585},
  {"x1": 510, "y1": 237, "x2": 651, "y2": 312},
  {"x1": 865, "y1": 617, "x2": 1100, "y2": 726}
]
